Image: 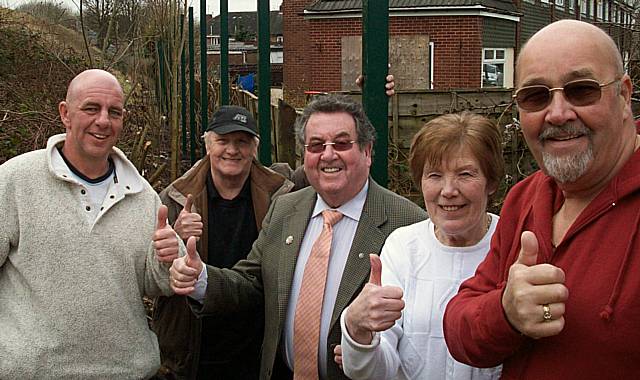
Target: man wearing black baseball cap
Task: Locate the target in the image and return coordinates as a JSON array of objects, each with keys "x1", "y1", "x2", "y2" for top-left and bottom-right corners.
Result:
[
  {"x1": 152, "y1": 105, "x2": 294, "y2": 379},
  {"x1": 208, "y1": 105, "x2": 260, "y2": 137}
]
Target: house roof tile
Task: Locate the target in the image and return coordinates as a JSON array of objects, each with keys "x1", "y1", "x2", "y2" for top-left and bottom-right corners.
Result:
[
  {"x1": 208, "y1": 11, "x2": 283, "y2": 36},
  {"x1": 306, "y1": 0, "x2": 518, "y2": 15}
]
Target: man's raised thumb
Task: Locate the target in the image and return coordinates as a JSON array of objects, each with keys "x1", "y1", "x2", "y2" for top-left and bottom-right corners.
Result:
[
  {"x1": 183, "y1": 194, "x2": 194, "y2": 213},
  {"x1": 516, "y1": 230, "x2": 539, "y2": 267},
  {"x1": 369, "y1": 254, "x2": 382, "y2": 286},
  {"x1": 156, "y1": 205, "x2": 168, "y2": 230},
  {"x1": 185, "y1": 236, "x2": 200, "y2": 268}
]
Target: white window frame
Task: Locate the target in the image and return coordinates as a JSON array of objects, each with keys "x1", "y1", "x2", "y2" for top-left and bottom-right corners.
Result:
[
  {"x1": 207, "y1": 36, "x2": 220, "y2": 50},
  {"x1": 597, "y1": 0, "x2": 603, "y2": 20},
  {"x1": 481, "y1": 48, "x2": 514, "y2": 89},
  {"x1": 429, "y1": 42, "x2": 435, "y2": 89}
]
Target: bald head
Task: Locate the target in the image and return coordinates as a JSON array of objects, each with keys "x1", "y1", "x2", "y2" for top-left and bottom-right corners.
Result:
[
  {"x1": 58, "y1": 69, "x2": 126, "y2": 178},
  {"x1": 516, "y1": 20, "x2": 624, "y2": 85},
  {"x1": 513, "y1": 19, "x2": 636, "y2": 194},
  {"x1": 66, "y1": 69, "x2": 124, "y2": 104}
]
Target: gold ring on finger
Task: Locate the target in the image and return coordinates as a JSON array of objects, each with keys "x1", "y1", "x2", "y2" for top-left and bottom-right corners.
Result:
[{"x1": 542, "y1": 304, "x2": 552, "y2": 322}]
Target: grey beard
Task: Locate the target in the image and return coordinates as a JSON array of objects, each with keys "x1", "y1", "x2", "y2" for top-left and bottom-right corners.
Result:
[
  {"x1": 541, "y1": 144, "x2": 593, "y2": 183},
  {"x1": 538, "y1": 123, "x2": 594, "y2": 184}
]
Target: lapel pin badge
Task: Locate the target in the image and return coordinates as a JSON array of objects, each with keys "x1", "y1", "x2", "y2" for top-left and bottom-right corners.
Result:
[{"x1": 285, "y1": 235, "x2": 294, "y2": 245}]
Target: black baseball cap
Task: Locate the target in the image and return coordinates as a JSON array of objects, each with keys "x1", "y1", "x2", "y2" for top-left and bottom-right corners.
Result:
[{"x1": 206, "y1": 105, "x2": 259, "y2": 137}]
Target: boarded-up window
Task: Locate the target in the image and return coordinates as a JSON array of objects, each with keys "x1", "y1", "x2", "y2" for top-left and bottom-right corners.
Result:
[{"x1": 341, "y1": 35, "x2": 430, "y2": 91}]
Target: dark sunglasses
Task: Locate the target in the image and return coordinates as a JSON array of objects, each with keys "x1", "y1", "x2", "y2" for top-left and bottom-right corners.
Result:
[
  {"x1": 304, "y1": 140, "x2": 356, "y2": 153},
  {"x1": 513, "y1": 78, "x2": 620, "y2": 112}
]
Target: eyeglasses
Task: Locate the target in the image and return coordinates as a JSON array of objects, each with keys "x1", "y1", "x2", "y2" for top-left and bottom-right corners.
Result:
[
  {"x1": 304, "y1": 140, "x2": 356, "y2": 153},
  {"x1": 513, "y1": 78, "x2": 620, "y2": 112}
]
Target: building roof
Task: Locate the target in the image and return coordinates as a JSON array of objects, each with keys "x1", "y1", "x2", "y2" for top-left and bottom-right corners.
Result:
[
  {"x1": 305, "y1": 0, "x2": 518, "y2": 16},
  {"x1": 208, "y1": 10, "x2": 283, "y2": 36}
]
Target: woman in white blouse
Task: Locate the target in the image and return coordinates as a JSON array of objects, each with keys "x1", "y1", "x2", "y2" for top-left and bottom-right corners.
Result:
[{"x1": 337, "y1": 112, "x2": 504, "y2": 380}]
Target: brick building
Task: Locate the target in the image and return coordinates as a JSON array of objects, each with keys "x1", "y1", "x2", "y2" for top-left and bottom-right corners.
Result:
[
  {"x1": 282, "y1": 0, "x2": 636, "y2": 105},
  {"x1": 205, "y1": 11, "x2": 284, "y2": 66},
  {"x1": 205, "y1": 10, "x2": 285, "y2": 86},
  {"x1": 206, "y1": 10, "x2": 284, "y2": 49}
]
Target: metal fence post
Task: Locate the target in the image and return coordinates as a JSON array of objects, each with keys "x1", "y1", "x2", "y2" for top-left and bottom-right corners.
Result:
[{"x1": 362, "y1": 0, "x2": 389, "y2": 187}]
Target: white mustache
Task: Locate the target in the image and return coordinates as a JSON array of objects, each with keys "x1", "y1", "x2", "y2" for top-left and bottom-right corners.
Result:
[{"x1": 539, "y1": 123, "x2": 592, "y2": 142}]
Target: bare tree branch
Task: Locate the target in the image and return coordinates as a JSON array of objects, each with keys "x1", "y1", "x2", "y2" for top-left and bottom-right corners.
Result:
[{"x1": 79, "y1": 0, "x2": 94, "y2": 67}]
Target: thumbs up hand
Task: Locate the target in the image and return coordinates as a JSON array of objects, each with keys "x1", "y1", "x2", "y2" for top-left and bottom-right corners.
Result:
[
  {"x1": 369, "y1": 252, "x2": 382, "y2": 286},
  {"x1": 153, "y1": 205, "x2": 180, "y2": 263},
  {"x1": 169, "y1": 236, "x2": 203, "y2": 295},
  {"x1": 344, "y1": 254, "x2": 404, "y2": 345},
  {"x1": 502, "y1": 231, "x2": 568, "y2": 338},
  {"x1": 174, "y1": 194, "x2": 203, "y2": 241}
]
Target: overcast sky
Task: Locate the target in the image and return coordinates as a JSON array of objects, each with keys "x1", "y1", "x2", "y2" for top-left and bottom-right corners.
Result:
[{"x1": 3, "y1": 0, "x2": 283, "y2": 18}]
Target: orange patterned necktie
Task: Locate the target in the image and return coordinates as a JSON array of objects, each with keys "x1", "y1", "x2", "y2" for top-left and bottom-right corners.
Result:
[{"x1": 293, "y1": 209, "x2": 343, "y2": 380}]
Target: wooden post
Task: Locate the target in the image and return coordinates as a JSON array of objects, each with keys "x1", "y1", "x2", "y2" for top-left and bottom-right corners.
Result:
[{"x1": 276, "y1": 99, "x2": 298, "y2": 167}]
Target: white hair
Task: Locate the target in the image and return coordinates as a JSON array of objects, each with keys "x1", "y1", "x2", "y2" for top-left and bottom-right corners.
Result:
[{"x1": 202, "y1": 131, "x2": 259, "y2": 155}]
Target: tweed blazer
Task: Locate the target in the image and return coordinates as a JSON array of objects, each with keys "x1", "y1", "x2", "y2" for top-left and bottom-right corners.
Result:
[{"x1": 193, "y1": 179, "x2": 427, "y2": 379}]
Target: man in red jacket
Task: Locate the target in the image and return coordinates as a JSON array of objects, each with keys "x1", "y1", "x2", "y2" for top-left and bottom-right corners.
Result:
[{"x1": 444, "y1": 20, "x2": 640, "y2": 379}]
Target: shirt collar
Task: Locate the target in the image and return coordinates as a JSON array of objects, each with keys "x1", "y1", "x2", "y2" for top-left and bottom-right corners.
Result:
[
  {"x1": 47, "y1": 133, "x2": 144, "y2": 194},
  {"x1": 56, "y1": 146, "x2": 115, "y2": 184},
  {"x1": 312, "y1": 179, "x2": 369, "y2": 222}
]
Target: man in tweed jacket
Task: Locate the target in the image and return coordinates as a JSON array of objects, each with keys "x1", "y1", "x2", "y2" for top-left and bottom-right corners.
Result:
[{"x1": 170, "y1": 94, "x2": 427, "y2": 380}]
